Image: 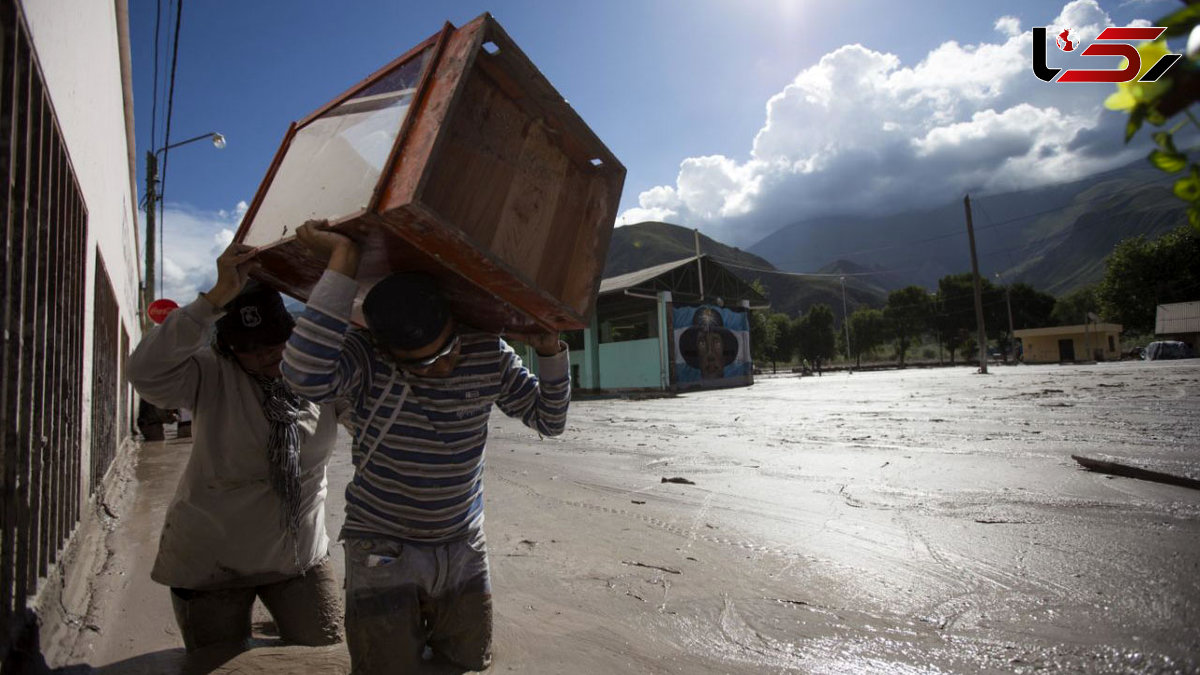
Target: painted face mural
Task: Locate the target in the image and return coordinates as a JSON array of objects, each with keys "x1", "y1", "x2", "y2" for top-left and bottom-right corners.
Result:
[{"x1": 675, "y1": 306, "x2": 750, "y2": 383}]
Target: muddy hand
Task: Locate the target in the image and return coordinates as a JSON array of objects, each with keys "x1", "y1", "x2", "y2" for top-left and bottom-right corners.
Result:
[
  {"x1": 204, "y1": 242, "x2": 258, "y2": 308},
  {"x1": 506, "y1": 331, "x2": 563, "y2": 357},
  {"x1": 296, "y1": 220, "x2": 361, "y2": 277}
]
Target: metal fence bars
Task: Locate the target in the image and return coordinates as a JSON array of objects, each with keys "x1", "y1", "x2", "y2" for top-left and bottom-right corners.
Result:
[{"x1": 1, "y1": 0, "x2": 89, "y2": 660}]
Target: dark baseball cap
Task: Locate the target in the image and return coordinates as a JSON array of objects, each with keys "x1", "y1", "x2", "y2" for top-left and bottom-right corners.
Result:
[{"x1": 215, "y1": 282, "x2": 295, "y2": 351}]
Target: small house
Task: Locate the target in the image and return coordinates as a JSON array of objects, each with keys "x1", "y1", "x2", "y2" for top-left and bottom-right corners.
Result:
[{"x1": 1013, "y1": 323, "x2": 1123, "y2": 363}]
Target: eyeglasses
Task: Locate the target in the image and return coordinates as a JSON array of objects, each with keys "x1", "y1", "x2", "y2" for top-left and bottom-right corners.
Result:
[{"x1": 395, "y1": 334, "x2": 460, "y2": 369}]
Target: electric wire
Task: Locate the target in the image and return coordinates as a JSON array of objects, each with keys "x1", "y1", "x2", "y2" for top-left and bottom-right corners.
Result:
[
  {"x1": 150, "y1": 0, "x2": 161, "y2": 159},
  {"x1": 159, "y1": 0, "x2": 184, "y2": 295}
]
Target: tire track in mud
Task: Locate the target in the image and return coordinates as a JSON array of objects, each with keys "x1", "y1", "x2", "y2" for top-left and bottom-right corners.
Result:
[
  {"x1": 492, "y1": 472, "x2": 819, "y2": 564},
  {"x1": 892, "y1": 509, "x2": 1079, "y2": 635}
]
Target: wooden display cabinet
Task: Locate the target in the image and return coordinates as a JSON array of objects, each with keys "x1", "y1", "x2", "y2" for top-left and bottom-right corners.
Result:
[{"x1": 235, "y1": 13, "x2": 625, "y2": 333}]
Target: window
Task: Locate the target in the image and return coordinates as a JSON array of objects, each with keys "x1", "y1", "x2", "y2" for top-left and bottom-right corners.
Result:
[{"x1": 600, "y1": 311, "x2": 657, "y2": 343}]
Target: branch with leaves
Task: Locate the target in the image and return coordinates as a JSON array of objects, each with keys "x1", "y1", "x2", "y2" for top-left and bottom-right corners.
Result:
[{"x1": 1105, "y1": 3, "x2": 1200, "y2": 231}]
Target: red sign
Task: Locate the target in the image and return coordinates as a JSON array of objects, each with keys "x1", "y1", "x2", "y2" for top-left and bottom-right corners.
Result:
[
  {"x1": 147, "y1": 298, "x2": 179, "y2": 324},
  {"x1": 1032, "y1": 26, "x2": 1181, "y2": 84}
]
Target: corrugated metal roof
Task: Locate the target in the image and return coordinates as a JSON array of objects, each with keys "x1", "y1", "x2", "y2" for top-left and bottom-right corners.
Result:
[
  {"x1": 1156, "y1": 301, "x2": 1200, "y2": 334},
  {"x1": 598, "y1": 256, "x2": 697, "y2": 295}
]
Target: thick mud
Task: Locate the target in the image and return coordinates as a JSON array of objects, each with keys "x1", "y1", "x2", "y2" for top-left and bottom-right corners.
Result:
[
  {"x1": 470, "y1": 360, "x2": 1200, "y2": 673},
  {"x1": 81, "y1": 360, "x2": 1200, "y2": 673}
]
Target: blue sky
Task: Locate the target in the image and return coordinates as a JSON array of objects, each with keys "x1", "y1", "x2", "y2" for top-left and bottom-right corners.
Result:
[{"x1": 130, "y1": 0, "x2": 1181, "y2": 300}]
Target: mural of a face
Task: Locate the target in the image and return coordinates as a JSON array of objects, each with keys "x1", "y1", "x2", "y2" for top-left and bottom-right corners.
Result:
[
  {"x1": 696, "y1": 330, "x2": 725, "y2": 379},
  {"x1": 678, "y1": 306, "x2": 741, "y2": 381}
]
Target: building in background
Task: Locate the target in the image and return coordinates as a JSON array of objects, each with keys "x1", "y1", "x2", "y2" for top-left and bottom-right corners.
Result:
[
  {"x1": 1013, "y1": 323, "x2": 1123, "y2": 364},
  {"x1": 1, "y1": 0, "x2": 141, "y2": 667},
  {"x1": 556, "y1": 255, "x2": 768, "y2": 392},
  {"x1": 1155, "y1": 301, "x2": 1200, "y2": 348}
]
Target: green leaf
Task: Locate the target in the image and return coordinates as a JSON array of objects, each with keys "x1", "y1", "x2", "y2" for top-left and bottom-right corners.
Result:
[
  {"x1": 1150, "y1": 149, "x2": 1188, "y2": 173},
  {"x1": 1125, "y1": 107, "x2": 1146, "y2": 143},
  {"x1": 1146, "y1": 106, "x2": 1168, "y2": 126},
  {"x1": 1152, "y1": 131, "x2": 1179, "y2": 154},
  {"x1": 1156, "y1": 4, "x2": 1200, "y2": 39},
  {"x1": 1173, "y1": 169, "x2": 1200, "y2": 201}
]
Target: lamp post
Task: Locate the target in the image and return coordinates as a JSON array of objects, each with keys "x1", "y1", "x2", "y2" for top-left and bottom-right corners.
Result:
[
  {"x1": 931, "y1": 291, "x2": 943, "y2": 365},
  {"x1": 840, "y1": 275, "x2": 852, "y2": 368},
  {"x1": 143, "y1": 132, "x2": 226, "y2": 310}
]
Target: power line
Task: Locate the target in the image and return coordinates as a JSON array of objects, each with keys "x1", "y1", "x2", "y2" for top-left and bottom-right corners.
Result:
[
  {"x1": 150, "y1": 0, "x2": 162, "y2": 156},
  {"x1": 159, "y1": 0, "x2": 184, "y2": 294},
  {"x1": 707, "y1": 256, "x2": 923, "y2": 280}
]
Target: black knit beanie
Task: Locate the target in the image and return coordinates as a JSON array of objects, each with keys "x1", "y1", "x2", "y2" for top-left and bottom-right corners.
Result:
[{"x1": 362, "y1": 272, "x2": 450, "y2": 350}]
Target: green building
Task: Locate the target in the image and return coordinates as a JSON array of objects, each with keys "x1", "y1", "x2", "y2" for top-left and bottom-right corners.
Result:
[{"x1": 558, "y1": 255, "x2": 768, "y2": 393}]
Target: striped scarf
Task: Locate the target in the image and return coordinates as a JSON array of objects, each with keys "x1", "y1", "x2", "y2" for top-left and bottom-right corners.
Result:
[{"x1": 252, "y1": 374, "x2": 304, "y2": 554}]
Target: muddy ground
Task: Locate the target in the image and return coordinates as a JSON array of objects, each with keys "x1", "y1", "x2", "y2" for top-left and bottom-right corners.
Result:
[{"x1": 79, "y1": 360, "x2": 1200, "y2": 673}]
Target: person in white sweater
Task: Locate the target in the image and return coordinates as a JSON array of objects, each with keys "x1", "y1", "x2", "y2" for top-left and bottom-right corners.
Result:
[{"x1": 127, "y1": 242, "x2": 343, "y2": 652}]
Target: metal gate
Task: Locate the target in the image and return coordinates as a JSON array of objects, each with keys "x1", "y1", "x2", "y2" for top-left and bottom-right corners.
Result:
[
  {"x1": 90, "y1": 256, "x2": 118, "y2": 493},
  {"x1": 1, "y1": 0, "x2": 89, "y2": 659}
]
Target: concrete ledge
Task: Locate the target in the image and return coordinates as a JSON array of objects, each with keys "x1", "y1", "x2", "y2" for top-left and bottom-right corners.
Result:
[{"x1": 28, "y1": 436, "x2": 140, "y2": 672}]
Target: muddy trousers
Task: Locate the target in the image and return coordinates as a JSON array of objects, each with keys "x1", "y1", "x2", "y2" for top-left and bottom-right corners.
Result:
[
  {"x1": 169, "y1": 556, "x2": 344, "y2": 651},
  {"x1": 344, "y1": 534, "x2": 493, "y2": 673}
]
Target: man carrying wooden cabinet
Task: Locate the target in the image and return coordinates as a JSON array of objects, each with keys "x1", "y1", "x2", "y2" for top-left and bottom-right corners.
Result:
[{"x1": 282, "y1": 220, "x2": 570, "y2": 672}]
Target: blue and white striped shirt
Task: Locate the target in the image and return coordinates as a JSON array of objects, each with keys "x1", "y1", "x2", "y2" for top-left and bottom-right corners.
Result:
[{"x1": 282, "y1": 270, "x2": 571, "y2": 543}]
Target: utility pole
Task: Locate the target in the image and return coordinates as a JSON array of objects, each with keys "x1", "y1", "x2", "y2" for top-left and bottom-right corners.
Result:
[
  {"x1": 141, "y1": 132, "x2": 225, "y2": 318},
  {"x1": 144, "y1": 150, "x2": 158, "y2": 309},
  {"x1": 963, "y1": 195, "x2": 988, "y2": 374},
  {"x1": 931, "y1": 292, "x2": 943, "y2": 365},
  {"x1": 840, "y1": 275, "x2": 852, "y2": 368},
  {"x1": 694, "y1": 228, "x2": 704, "y2": 302},
  {"x1": 1004, "y1": 283, "x2": 1014, "y2": 362},
  {"x1": 995, "y1": 272, "x2": 1015, "y2": 362}
]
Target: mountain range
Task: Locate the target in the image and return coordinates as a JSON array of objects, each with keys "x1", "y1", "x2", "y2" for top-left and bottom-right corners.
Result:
[
  {"x1": 606, "y1": 155, "x2": 1187, "y2": 316},
  {"x1": 745, "y1": 156, "x2": 1185, "y2": 295}
]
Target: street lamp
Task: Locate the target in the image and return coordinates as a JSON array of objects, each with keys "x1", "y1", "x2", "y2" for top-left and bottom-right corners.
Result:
[
  {"x1": 143, "y1": 132, "x2": 226, "y2": 310},
  {"x1": 840, "y1": 275, "x2": 852, "y2": 369},
  {"x1": 930, "y1": 291, "x2": 943, "y2": 365}
]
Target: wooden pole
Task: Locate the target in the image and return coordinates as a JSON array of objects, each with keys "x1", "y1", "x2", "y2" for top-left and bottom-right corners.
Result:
[
  {"x1": 694, "y1": 228, "x2": 704, "y2": 301},
  {"x1": 963, "y1": 195, "x2": 988, "y2": 374}
]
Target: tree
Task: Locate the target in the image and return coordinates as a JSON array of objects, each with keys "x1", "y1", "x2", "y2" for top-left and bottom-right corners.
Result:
[
  {"x1": 749, "y1": 310, "x2": 776, "y2": 365},
  {"x1": 932, "y1": 274, "x2": 1007, "y2": 364},
  {"x1": 1008, "y1": 283, "x2": 1057, "y2": 330},
  {"x1": 993, "y1": 282, "x2": 1056, "y2": 359},
  {"x1": 763, "y1": 312, "x2": 795, "y2": 373},
  {"x1": 884, "y1": 286, "x2": 932, "y2": 366},
  {"x1": 847, "y1": 307, "x2": 886, "y2": 368},
  {"x1": 796, "y1": 304, "x2": 836, "y2": 372},
  {"x1": 1096, "y1": 226, "x2": 1200, "y2": 333},
  {"x1": 1051, "y1": 285, "x2": 1098, "y2": 327}
]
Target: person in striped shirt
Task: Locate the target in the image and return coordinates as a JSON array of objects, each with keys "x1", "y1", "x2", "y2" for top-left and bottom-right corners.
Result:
[{"x1": 282, "y1": 221, "x2": 570, "y2": 673}]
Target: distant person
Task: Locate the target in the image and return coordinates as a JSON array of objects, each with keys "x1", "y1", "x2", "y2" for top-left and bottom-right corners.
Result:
[
  {"x1": 127, "y1": 243, "x2": 343, "y2": 653},
  {"x1": 283, "y1": 221, "x2": 570, "y2": 673},
  {"x1": 136, "y1": 399, "x2": 169, "y2": 441},
  {"x1": 176, "y1": 407, "x2": 192, "y2": 438}
]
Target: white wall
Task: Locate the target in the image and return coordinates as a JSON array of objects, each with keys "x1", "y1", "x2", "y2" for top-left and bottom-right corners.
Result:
[{"x1": 20, "y1": 0, "x2": 141, "y2": 488}]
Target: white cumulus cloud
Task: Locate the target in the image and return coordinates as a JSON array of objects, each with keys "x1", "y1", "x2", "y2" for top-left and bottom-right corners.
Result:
[
  {"x1": 147, "y1": 201, "x2": 249, "y2": 302},
  {"x1": 618, "y1": 0, "x2": 1159, "y2": 247}
]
